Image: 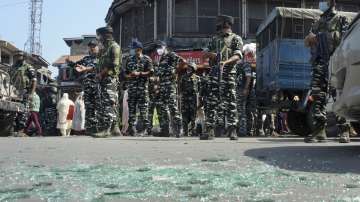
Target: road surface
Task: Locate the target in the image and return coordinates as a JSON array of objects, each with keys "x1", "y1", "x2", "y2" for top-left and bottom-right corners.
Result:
[{"x1": 0, "y1": 136, "x2": 359, "y2": 201}]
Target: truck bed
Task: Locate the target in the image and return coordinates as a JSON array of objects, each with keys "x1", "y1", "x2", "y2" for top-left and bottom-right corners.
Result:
[{"x1": 256, "y1": 39, "x2": 312, "y2": 93}]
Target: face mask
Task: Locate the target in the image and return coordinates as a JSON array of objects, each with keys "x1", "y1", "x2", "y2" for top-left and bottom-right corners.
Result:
[
  {"x1": 319, "y1": 1, "x2": 329, "y2": 12},
  {"x1": 130, "y1": 49, "x2": 136, "y2": 56},
  {"x1": 157, "y1": 47, "x2": 165, "y2": 56}
]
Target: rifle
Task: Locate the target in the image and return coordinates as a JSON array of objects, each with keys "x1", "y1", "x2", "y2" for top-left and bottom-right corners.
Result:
[{"x1": 314, "y1": 32, "x2": 331, "y2": 65}]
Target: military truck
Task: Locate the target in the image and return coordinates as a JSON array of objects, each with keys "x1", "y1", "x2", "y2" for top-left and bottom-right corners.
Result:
[
  {"x1": 256, "y1": 7, "x2": 356, "y2": 136},
  {"x1": 0, "y1": 64, "x2": 25, "y2": 135}
]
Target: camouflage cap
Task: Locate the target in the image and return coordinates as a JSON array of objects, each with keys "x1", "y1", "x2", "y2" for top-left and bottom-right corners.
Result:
[
  {"x1": 88, "y1": 40, "x2": 98, "y2": 47},
  {"x1": 216, "y1": 15, "x2": 234, "y2": 26},
  {"x1": 129, "y1": 39, "x2": 143, "y2": 49},
  {"x1": 155, "y1": 40, "x2": 167, "y2": 48},
  {"x1": 96, "y1": 26, "x2": 113, "y2": 35}
]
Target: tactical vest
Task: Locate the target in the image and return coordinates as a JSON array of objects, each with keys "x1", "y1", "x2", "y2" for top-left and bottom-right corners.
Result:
[
  {"x1": 313, "y1": 11, "x2": 348, "y2": 54},
  {"x1": 98, "y1": 40, "x2": 121, "y2": 77}
]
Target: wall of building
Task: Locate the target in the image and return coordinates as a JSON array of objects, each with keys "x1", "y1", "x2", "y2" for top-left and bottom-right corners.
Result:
[{"x1": 108, "y1": 0, "x2": 360, "y2": 50}]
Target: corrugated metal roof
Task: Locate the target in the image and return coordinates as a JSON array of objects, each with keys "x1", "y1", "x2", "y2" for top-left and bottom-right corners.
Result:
[{"x1": 52, "y1": 55, "x2": 86, "y2": 66}]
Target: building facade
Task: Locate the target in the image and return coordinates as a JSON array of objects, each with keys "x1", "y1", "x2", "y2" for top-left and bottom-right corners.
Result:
[
  {"x1": 0, "y1": 40, "x2": 51, "y2": 85},
  {"x1": 105, "y1": 0, "x2": 359, "y2": 53}
]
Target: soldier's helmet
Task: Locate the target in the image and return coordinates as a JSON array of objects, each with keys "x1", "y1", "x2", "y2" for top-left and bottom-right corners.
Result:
[{"x1": 216, "y1": 15, "x2": 234, "y2": 26}]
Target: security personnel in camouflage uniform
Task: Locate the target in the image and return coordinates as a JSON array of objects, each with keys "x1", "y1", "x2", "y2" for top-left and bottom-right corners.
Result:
[
  {"x1": 304, "y1": 0, "x2": 350, "y2": 143},
  {"x1": 200, "y1": 15, "x2": 243, "y2": 141},
  {"x1": 155, "y1": 41, "x2": 185, "y2": 137},
  {"x1": 94, "y1": 26, "x2": 121, "y2": 137},
  {"x1": 179, "y1": 62, "x2": 199, "y2": 137},
  {"x1": 10, "y1": 51, "x2": 37, "y2": 137},
  {"x1": 42, "y1": 78, "x2": 58, "y2": 135},
  {"x1": 147, "y1": 63, "x2": 162, "y2": 135},
  {"x1": 74, "y1": 40, "x2": 100, "y2": 134},
  {"x1": 236, "y1": 60, "x2": 253, "y2": 136},
  {"x1": 125, "y1": 39, "x2": 153, "y2": 136}
]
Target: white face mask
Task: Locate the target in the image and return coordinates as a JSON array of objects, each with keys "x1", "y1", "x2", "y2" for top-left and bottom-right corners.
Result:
[
  {"x1": 156, "y1": 47, "x2": 165, "y2": 56},
  {"x1": 319, "y1": 1, "x2": 329, "y2": 12},
  {"x1": 129, "y1": 49, "x2": 136, "y2": 56}
]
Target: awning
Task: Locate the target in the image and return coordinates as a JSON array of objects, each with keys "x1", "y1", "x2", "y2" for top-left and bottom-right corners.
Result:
[{"x1": 257, "y1": 7, "x2": 357, "y2": 36}]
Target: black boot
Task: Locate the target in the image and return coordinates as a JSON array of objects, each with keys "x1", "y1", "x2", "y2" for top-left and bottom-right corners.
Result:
[
  {"x1": 111, "y1": 124, "x2": 122, "y2": 136},
  {"x1": 228, "y1": 126, "x2": 238, "y2": 141},
  {"x1": 200, "y1": 127, "x2": 214, "y2": 140},
  {"x1": 126, "y1": 127, "x2": 136, "y2": 136},
  {"x1": 304, "y1": 127, "x2": 327, "y2": 143}
]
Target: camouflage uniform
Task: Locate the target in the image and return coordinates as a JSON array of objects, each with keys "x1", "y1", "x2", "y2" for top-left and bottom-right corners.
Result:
[
  {"x1": 77, "y1": 55, "x2": 99, "y2": 132},
  {"x1": 158, "y1": 52, "x2": 182, "y2": 136},
  {"x1": 148, "y1": 65, "x2": 162, "y2": 134},
  {"x1": 305, "y1": 7, "x2": 350, "y2": 142},
  {"x1": 10, "y1": 61, "x2": 37, "y2": 133},
  {"x1": 206, "y1": 32, "x2": 243, "y2": 134},
  {"x1": 179, "y1": 67, "x2": 199, "y2": 136},
  {"x1": 125, "y1": 55, "x2": 153, "y2": 134},
  {"x1": 96, "y1": 39, "x2": 121, "y2": 134},
  {"x1": 235, "y1": 62, "x2": 252, "y2": 136},
  {"x1": 42, "y1": 81, "x2": 58, "y2": 135}
]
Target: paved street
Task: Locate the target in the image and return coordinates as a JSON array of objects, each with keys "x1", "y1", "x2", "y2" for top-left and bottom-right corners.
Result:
[{"x1": 0, "y1": 136, "x2": 360, "y2": 201}]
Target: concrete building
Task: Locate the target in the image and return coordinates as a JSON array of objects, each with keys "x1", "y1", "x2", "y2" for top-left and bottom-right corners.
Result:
[
  {"x1": 53, "y1": 35, "x2": 96, "y2": 99},
  {"x1": 0, "y1": 40, "x2": 51, "y2": 85},
  {"x1": 105, "y1": 0, "x2": 359, "y2": 55}
]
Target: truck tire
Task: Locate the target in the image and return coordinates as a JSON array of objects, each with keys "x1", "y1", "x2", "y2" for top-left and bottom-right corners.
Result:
[
  {"x1": 0, "y1": 112, "x2": 15, "y2": 136},
  {"x1": 287, "y1": 111, "x2": 312, "y2": 136},
  {"x1": 350, "y1": 122, "x2": 360, "y2": 135}
]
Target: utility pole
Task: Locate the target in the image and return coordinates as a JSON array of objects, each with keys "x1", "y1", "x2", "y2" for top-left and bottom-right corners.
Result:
[{"x1": 25, "y1": 0, "x2": 43, "y2": 55}]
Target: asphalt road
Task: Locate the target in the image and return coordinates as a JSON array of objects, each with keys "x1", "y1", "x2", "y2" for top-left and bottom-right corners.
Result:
[{"x1": 0, "y1": 136, "x2": 360, "y2": 202}]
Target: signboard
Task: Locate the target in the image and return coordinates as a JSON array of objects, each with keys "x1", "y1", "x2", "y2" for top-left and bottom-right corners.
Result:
[{"x1": 150, "y1": 50, "x2": 207, "y2": 65}]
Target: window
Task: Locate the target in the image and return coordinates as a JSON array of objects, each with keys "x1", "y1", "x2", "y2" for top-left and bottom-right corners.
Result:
[
  {"x1": 175, "y1": 0, "x2": 197, "y2": 33},
  {"x1": 144, "y1": 1, "x2": 155, "y2": 41},
  {"x1": 121, "y1": 11, "x2": 133, "y2": 48},
  {"x1": 248, "y1": 0, "x2": 266, "y2": 36},
  {"x1": 284, "y1": 0, "x2": 301, "y2": 8},
  {"x1": 1, "y1": 54, "x2": 10, "y2": 65},
  {"x1": 220, "y1": 0, "x2": 239, "y2": 17},
  {"x1": 157, "y1": 0, "x2": 167, "y2": 37},
  {"x1": 198, "y1": 0, "x2": 218, "y2": 16}
]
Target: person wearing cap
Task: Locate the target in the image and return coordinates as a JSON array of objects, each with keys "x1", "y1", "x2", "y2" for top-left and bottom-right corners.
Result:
[
  {"x1": 155, "y1": 40, "x2": 186, "y2": 137},
  {"x1": 124, "y1": 39, "x2": 153, "y2": 136},
  {"x1": 179, "y1": 62, "x2": 199, "y2": 137},
  {"x1": 304, "y1": 0, "x2": 351, "y2": 143},
  {"x1": 200, "y1": 15, "x2": 243, "y2": 141},
  {"x1": 74, "y1": 40, "x2": 101, "y2": 135},
  {"x1": 10, "y1": 51, "x2": 37, "y2": 137},
  {"x1": 93, "y1": 26, "x2": 122, "y2": 137}
]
